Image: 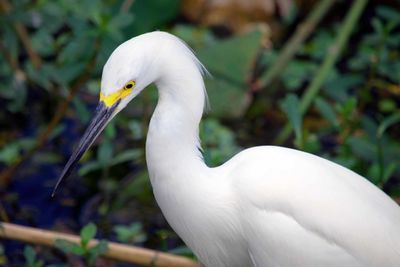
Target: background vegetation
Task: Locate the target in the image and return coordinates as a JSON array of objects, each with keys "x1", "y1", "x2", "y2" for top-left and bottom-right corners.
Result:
[{"x1": 0, "y1": 0, "x2": 399, "y2": 266}]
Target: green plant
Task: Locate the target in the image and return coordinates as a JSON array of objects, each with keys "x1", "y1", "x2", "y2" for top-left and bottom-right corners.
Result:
[
  {"x1": 0, "y1": 244, "x2": 6, "y2": 266},
  {"x1": 113, "y1": 222, "x2": 147, "y2": 244},
  {"x1": 55, "y1": 223, "x2": 108, "y2": 266},
  {"x1": 200, "y1": 118, "x2": 241, "y2": 166},
  {"x1": 23, "y1": 245, "x2": 43, "y2": 267}
]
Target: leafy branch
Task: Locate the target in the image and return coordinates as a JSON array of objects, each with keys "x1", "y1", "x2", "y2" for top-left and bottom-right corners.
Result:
[
  {"x1": 259, "y1": 0, "x2": 336, "y2": 88},
  {"x1": 275, "y1": 0, "x2": 369, "y2": 145}
]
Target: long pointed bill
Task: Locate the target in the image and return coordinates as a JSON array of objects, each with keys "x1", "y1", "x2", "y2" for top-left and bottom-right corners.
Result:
[{"x1": 52, "y1": 100, "x2": 120, "y2": 196}]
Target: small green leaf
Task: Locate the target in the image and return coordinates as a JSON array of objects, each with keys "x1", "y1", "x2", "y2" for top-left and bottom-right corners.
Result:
[
  {"x1": 315, "y1": 97, "x2": 338, "y2": 127},
  {"x1": 111, "y1": 149, "x2": 142, "y2": 165},
  {"x1": 377, "y1": 112, "x2": 400, "y2": 138},
  {"x1": 80, "y1": 223, "x2": 97, "y2": 248},
  {"x1": 88, "y1": 240, "x2": 108, "y2": 266},
  {"x1": 377, "y1": 6, "x2": 400, "y2": 23},
  {"x1": 71, "y1": 244, "x2": 86, "y2": 256},
  {"x1": 113, "y1": 223, "x2": 147, "y2": 243},
  {"x1": 55, "y1": 239, "x2": 76, "y2": 254},
  {"x1": 73, "y1": 98, "x2": 91, "y2": 124},
  {"x1": 197, "y1": 30, "x2": 263, "y2": 118},
  {"x1": 367, "y1": 162, "x2": 381, "y2": 185},
  {"x1": 23, "y1": 246, "x2": 36, "y2": 265},
  {"x1": 89, "y1": 240, "x2": 108, "y2": 256},
  {"x1": 280, "y1": 94, "x2": 303, "y2": 145},
  {"x1": 382, "y1": 162, "x2": 398, "y2": 185},
  {"x1": 168, "y1": 246, "x2": 195, "y2": 258},
  {"x1": 97, "y1": 139, "x2": 113, "y2": 166}
]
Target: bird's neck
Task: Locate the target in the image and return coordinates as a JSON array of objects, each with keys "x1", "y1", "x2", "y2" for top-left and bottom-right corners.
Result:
[{"x1": 146, "y1": 62, "x2": 207, "y2": 183}]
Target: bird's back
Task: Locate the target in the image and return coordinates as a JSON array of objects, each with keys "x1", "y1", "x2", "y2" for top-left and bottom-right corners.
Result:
[{"x1": 221, "y1": 146, "x2": 400, "y2": 267}]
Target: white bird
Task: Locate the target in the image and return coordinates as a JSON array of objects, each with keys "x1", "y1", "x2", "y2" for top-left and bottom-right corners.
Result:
[{"x1": 54, "y1": 31, "x2": 400, "y2": 267}]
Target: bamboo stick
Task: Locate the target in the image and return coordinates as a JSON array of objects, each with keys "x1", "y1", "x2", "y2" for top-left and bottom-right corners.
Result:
[{"x1": 0, "y1": 222, "x2": 199, "y2": 267}]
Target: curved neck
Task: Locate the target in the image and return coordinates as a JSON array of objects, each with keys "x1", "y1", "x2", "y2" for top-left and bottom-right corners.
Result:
[{"x1": 145, "y1": 59, "x2": 207, "y2": 182}]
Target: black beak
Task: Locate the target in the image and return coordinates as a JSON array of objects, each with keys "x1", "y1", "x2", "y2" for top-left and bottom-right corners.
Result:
[{"x1": 52, "y1": 100, "x2": 119, "y2": 196}]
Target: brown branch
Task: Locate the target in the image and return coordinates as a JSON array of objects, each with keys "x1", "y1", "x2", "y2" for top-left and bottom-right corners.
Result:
[
  {"x1": 0, "y1": 222, "x2": 199, "y2": 267},
  {"x1": 0, "y1": 0, "x2": 42, "y2": 69},
  {"x1": 0, "y1": 40, "x2": 101, "y2": 188}
]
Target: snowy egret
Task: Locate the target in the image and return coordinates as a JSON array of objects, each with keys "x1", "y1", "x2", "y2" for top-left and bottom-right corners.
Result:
[{"x1": 54, "y1": 31, "x2": 400, "y2": 267}]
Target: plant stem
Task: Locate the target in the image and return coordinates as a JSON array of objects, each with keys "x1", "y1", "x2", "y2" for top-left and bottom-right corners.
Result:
[
  {"x1": 260, "y1": 0, "x2": 335, "y2": 87},
  {"x1": 274, "y1": 0, "x2": 369, "y2": 145}
]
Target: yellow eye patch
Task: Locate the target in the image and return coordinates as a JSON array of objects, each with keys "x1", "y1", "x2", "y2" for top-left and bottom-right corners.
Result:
[{"x1": 100, "y1": 81, "x2": 135, "y2": 107}]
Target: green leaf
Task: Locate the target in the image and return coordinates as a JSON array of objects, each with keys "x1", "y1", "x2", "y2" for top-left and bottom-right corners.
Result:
[
  {"x1": 335, "y1": 97, "x2": 357, "y2": 117},
  {"x1": 128, "y1": 120, "x2": 144, "y2": 140},
  {"x1": 79, "y1": 148, "x2": 142, "y2": 176},
  {"x1": 315, "y1": 97, "x2": 338, "y2": 127},
  {"x1": 23, "y1": 246, "x2": 36, "y2": 265},
  {"x1": 372, "y1": 18, "x2": 385, "y2": 35},
  {"x1": 367, "y1": 162, "x2": 381, "y2": 185},
  {"x1": 324, "y1": 74, "x2": 362, "y2": 101},
  {"x1": 0, "y1": 143, "x2": 20, "y2": 164},
  {"x1": 168, "y1": 246, "x2": 195, "y2": 258},
  {"x1": 88, "y1": 240, "x2": 108, "y2": 266},
  {"x1": 172, "y1": 25, "x2": 215, "y2": 50},
  {"x1": 32, "y1": 152, "x2": 62, "y2": 164},
  {"x1": 80, "y1": 223, "x2": 97, "y2": 247},
  {"x1": 0, "y1": 138, "x2": 35, "y2": 164},
  {"x1": 107, "y1": 13, "x2": 134, "y2": 39},
  {"x1": 197, "y1": 30, "x2": 263, "y2": 117},
  {"x1": 378, "y1": 99, "x2": 397, "y2": 113},
  {"x1": 347, "y1": 136, "x2": 376, "y2": 162},
  {"x1": 78, "y1": 161, "x2": 102, "y2": 176},
  {"x1": 200, "y1": 118, "x2": 240, "y2": 166},
  {"x1": 127, "y1": 0, "x2": 180, "y2": 35},
  {"x1": 114, "y1": 223, "x2": 147, "y2": 243},
  {"x1": 377, "y1": 112, "x2": 400, "y2": 139},
  {"x1": 73, "y1": 97, "x2": 91, "y2": 124},
  {"x1": 54, "y1": 239, "x2": 76, "y2": 254},
  {"x1": 382, "y1": 162, "x2": 398, "y2": 185},
  {"x1": 282, "y1": 60, "x2": 318, "y2": 90},
  {"x1": 115, "y1": 171, "x2": 153, "y2": 204},
  {"x1": 377, "y1": 5, "x2": 400, "y2": 23},
  {"x1": 280, "y1": 94, "x2": 303, "y2": 145},
  {"x1": 111, "y1": 149, "x2": 142, "y2": 165},
  {"x1": 70, "y1": 244, "x2": 86, "y2": 256},
  {"x1": 97, "y1": 139, "x2": 113, "y2": 167}
]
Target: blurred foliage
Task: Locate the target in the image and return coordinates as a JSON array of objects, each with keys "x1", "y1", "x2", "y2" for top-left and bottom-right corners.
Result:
[
  {"x1": 23, "y1": 246, "x2": 43, "y2": 267},
  {"x1": 113, "y1": 222, "x2": 147, "y2": 244},
  {"x1": 0, "y1": 0, "x2": 400, "y2": 266},
  {"x1": 55, "y1": 222, "x2": 108, "y2": 266}
]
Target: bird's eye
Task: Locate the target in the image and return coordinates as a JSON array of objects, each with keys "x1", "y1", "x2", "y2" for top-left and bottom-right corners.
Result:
[{"x1": 124, "y1": 81, "x2": 135, "y2": 90}]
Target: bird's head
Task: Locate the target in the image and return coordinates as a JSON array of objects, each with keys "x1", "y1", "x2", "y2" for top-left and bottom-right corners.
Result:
[{"x1": 52, "y1": 31, "x2": 178, "y2": 195}]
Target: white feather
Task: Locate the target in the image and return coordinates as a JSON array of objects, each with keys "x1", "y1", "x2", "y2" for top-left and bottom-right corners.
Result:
[{"x1": 100, "y1": 31, "x2": 400, "y2": 267}]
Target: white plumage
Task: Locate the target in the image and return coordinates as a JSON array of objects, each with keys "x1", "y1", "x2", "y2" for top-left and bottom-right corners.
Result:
[{"x1": 58, "y1": 31, "x2": 400, "y2": 267}]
